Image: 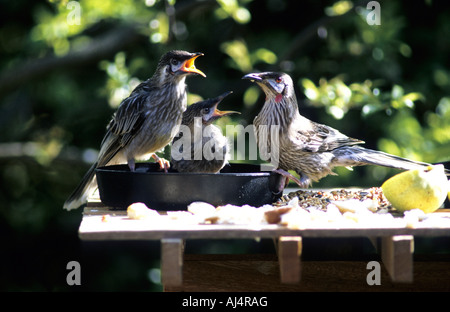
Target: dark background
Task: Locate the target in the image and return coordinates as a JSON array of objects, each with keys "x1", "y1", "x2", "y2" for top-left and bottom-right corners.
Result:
[{"x1": 1, "y1": 0, "x2": 449, "y2": 291}]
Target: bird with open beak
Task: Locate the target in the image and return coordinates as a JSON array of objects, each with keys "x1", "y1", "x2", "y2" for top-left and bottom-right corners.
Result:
[
  {"x1": 243, "y1": 71, "x2": 449, "y2": 189},
  {"x1": 171, "y1": 91, "x2": 239, "y2": 173},
  {"x1": 63, "y1": 50, "x2": 206, "y2": 210}
]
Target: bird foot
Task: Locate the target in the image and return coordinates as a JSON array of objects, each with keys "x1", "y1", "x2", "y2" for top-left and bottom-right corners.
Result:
[
  {"x1": 151, "y1": 154, "x2": 170, "y2": 173},
  {"x1": 273, "y1": 169, "x2": 307, "y2": 189}
]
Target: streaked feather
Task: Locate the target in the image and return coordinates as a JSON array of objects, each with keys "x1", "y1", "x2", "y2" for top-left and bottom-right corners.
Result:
[{"x1": 249, "y1": 71, "x2": 450, "y2": 188}]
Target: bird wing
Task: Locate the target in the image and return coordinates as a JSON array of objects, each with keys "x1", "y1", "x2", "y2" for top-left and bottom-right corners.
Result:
[
  {"x1": 97, "y1": 87, "x2": 148, "y2": 166},
  {"x1": 293, "y1": 120, "x2": 363, "y2": 153},
  {"x1": 108, "y1": 93, "x2": 147, "y2": 144}
]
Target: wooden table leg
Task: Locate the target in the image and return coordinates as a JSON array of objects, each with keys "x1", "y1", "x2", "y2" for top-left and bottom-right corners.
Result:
[
  {"x1": 277, "y1": 236, "x2": 302, "y2": 284},
  {"x1": 381, "y1": 235, "x2": 414, "y2": 283},
  {"x1": 368, "y1": 236, "x2": 380, "y2": 252},
  {"x1": 161, "y1": 238, "x2": 185, "y2": 288}
]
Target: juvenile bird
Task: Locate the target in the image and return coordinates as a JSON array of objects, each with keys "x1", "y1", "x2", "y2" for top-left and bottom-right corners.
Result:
[
  {"x1": 64, "y1": 50, "x2": 206, "y2": 210},
  {"x1": 171, "y1": 91, "x2": 239, "y2": 173},
  {"x1": 243, "y1": 71, "x2": 450, "y2": 188}
]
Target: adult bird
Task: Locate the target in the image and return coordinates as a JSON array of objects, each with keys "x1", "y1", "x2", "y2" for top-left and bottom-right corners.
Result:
[
  {"x1": 243, "y1": 71, "x2": 450, "y2": 188},
  {"x1": 171, "y1": 91, "x2": 239, "y2": 173},
  {"x1": 64, "y1": 50, "x2": 206, "y2": 210}
]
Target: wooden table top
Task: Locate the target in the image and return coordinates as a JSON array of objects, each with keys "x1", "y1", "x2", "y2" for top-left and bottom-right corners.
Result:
[{"x1": 79, "y1": 205, "x2": 450, "y2": 241}]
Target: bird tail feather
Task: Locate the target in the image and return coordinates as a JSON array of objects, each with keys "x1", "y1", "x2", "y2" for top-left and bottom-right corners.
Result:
[
  {"x1": 336, "y1": 146, "x2": 450, "y2": 176},
  {"x1": 63, "y1": 162, "x2": 98, "y2": 210}
]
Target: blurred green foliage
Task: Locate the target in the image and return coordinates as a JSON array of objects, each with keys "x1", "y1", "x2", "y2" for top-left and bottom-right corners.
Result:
[{"x1": 1, "y1": 0, "x2": 450, "y2": 291}]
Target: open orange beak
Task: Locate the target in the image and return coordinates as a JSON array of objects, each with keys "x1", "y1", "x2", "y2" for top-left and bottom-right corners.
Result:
[
  {"x1": 181, "y1": 53, "x2": 206, "y2": 77},
  {"x1": 212, "y1": 108, "x2": 240, "y2": 118},
  {"x1": 212, "y1": 91, "x2": 240, "y2": 118}
]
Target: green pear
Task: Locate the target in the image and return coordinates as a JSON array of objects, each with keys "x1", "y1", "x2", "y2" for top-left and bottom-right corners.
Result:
[{"x1": 381, "y1": 165, "x2": 448, "y2": 213}]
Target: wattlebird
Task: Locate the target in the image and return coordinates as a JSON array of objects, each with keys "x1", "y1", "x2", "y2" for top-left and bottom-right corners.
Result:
[
  {"x1": 243, "y1": 71, "x2": 450, "y2": 188},
  {"x1": 171, "y1": 91, "x2": 239, "y2": 173},
  {"x1": 64, "y1": 50, "x2": 206, "y2": 210}
]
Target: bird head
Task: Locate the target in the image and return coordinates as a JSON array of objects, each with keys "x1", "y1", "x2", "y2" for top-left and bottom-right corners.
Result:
[
  {"x1": 242, "y1": 72, "x2": 294, "y2": 103},
  {"x1": 184, "y1": 91, "x2": 239, "y2": 125},
  {"x1": 158, "y1": 50, "x2": 206, "y2": 78}
]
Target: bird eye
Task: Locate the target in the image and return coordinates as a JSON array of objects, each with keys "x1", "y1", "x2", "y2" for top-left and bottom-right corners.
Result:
[
  {"x1": 171, "y1": 59, "x2": 179, "y2": 66},
  {"x1": 203, "y1": 108, "x2": 210, "y2": 114},
  {"x1": 275, "y1": 77, "x2": 282, "y2": 83}
]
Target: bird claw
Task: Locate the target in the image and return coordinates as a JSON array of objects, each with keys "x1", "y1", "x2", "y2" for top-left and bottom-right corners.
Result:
[
  {"x1": 151, "y1": 154, "x2": 170, "y2": 173},
  {"x1": 273, "y1": 168, "x2": 307, "y2": 189}
]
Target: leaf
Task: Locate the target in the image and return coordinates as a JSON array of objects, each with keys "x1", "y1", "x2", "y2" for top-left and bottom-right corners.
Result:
[
  {"x1": 216, "y1": 0, "x2": 251, "y2": 24},
  {"x1": 253, "y1": 48, "x2": 277, "y2": 65},
  {"x1": 243, "y1": 86, "x2": 260, "y2": 107},
  {"x1": 436, "y1": 97, "x2": 450, "y2": 116},
  {"x1": 391, "y1": 85, "x2": 404, "y2": 100},
  {"x1": 328, "y1": 105, "x2": 345, "y2": 120},
  {"x1": 301, "y1": 78, "x2": 319, "y2": 100},
  {"x1": 324, "y1": 0, "x2": 353, "y2": 16},
  {"x1": 221, "y1": 40, "x2": 252, "y2": 72},
  {"x1": 402, "y1": 92, "x2": 425, "y2": 103},
  {"x1": 362, "y1": 103, "x2": 384, "y2": 117}
]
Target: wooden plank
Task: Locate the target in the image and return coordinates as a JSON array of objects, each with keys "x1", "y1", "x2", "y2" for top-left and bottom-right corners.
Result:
[
  {"x1": 79, "y1": 207, "x2": 450, "y2": 241},
  {"x1": 164, "y1": 254, "x2": 450, "y2": 292},
  {"x1": 381, "y1": 235, "x2": 414, "y2": 283},
  {"x1": 368, "y1": 236, "x2": 380, "y2": 253},
  {"x1": 161, "y1": 238, "x2": 184, "y2": 288},
  {"x1": 277, "y1": 236, "x2": 302, "y2": 284},
  {"x1": 79, "y1": 218, "x2": 450, "y2": 241}
]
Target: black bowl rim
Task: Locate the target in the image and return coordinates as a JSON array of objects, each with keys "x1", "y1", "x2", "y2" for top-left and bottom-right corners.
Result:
[{"x1": 95, "y1": 162, "x2": 275, "y2": 177}]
